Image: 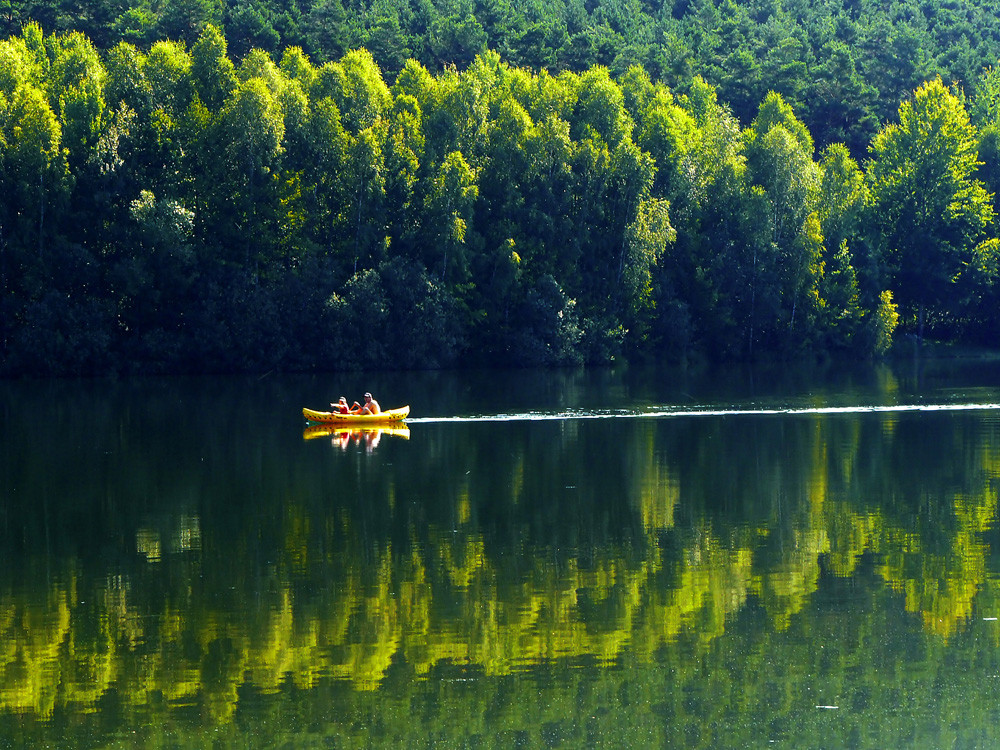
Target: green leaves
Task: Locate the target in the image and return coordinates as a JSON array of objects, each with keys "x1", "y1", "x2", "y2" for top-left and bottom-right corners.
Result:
[
  {"x1": 4, "y1": 83, "x2": 62, "y2": 176},
  {"x1": 5, "y1": 19, "x2": 1000, "y2": 374},
  {"x1": 144, "y1": 40, "x2": 193, "y2": 116},
  {"x1": 337, "y1": 49, "x2": 392, "y2": 134},
  {"x1": 571, "y1": 66, "x2": 633, "y2": 148},
  {"x1": 424, "y1": 150, "x2": 478, "y2": 283},
  {"x1": 157, "y1": 0, "x2": 222, "y2": 45},
  {"x1": 0, "y1": 32, "x2": 45, "y2": 100},
  {"x1": 868, "y1": 78, "x2": 995, "y2": 334},
  {"x1": 222, "y1": 76, "x2": 284, "y2": 167},
  {"x1": 190, "y1": 24, "x2": 236, "y2": 109},
  {"x1": 1, "y1": 82, "x2": 69, "y2": 254},
  {"x1": 622, "y1": 197, "x2": 675, "y2": 335}
]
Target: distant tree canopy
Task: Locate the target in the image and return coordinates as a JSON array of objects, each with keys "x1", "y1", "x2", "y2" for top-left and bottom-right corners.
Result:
[
  {"x1": 1, "y1": 16, "x2": 1000, "y2": 375},
  {"x1": 6, "y1": 0, "x2": 1000, "y2": 160}
]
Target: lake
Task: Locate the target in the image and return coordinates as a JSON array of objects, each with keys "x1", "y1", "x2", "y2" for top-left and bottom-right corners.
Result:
[{"x1": 3, "y1": 358, "x2": 1000, "y2": 748}]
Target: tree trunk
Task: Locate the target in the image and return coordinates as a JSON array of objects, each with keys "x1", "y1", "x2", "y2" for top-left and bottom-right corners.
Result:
[
  {"x1": 354, "y1": 177, "x2": 363, "y2": 275},
  {"x1": 748, "y1": 246, "x2": 757, "y2": 358},
  {"x1": 38, "y1": 170, "x2": 45, "y2": 261}
]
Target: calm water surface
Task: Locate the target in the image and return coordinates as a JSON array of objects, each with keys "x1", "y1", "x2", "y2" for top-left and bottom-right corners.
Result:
[{"x1": 4, "y1": 360, "x2": 1000, "y2": 748}]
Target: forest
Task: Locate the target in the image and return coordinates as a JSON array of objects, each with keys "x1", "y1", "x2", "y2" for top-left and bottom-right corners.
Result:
[{"x1": 3, "y1": 0, "x2": 1000, "y2": 375}]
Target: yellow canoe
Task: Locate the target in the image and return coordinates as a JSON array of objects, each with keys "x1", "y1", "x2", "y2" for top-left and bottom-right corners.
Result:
[{"x1": 302, "y1": 405, "x2": 410, "y2": 424}]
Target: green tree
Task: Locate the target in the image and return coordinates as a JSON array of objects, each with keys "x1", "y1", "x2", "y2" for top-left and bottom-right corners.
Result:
[
  {"x1": 143, "y1": 40, "x2": 194, "y2": 117},
  {"x1": 645, "y1": 77, "x2": 745, "y2": 357},
  {"x1": 219, "y1": 76, "x2": 285, "y2": 275},
  {"x1": 325, "y1": 259, "x2": 467, "y2": 369},
  {"x1": 0, "y1": 81, "x2": 70, "y2": 364},
  {"x1": 337, "y1": 49, "x2": 391, "y2": 135},
  {"x1": 622, "y1": 197, "x2": 675, "y2": 341},
  {"x1": 226, "y1": 1, "x2": 280, "y2": 58},
  {"x1": 347, "y1": 125, "x2": 387, "y2": 275},
  {"x1": 382, "y1": 93, "x2": 425, "y2": 258},
  {"x1": 815, "y1": 143, "x2": 868, "y2": 351},
  {"x1": 114, "y1": 5, "x2": 158, "y2": 47},
  {"x1": 297, "y1": 96, "x2": 350, "y2": 260},
  {"x1": 608, "y1": 137, "x2": 656, "y2": 309},
  {"x1": 971, "y1": 64, "x2": 1000, "y2": 129},
  {"x1": 113, "y1": 189, "x2": 197, "y2": 366},
  {"x1": 429, "y1": 13, "x2": 488, "y2": 69},
  {"x1": 817, "y1": 143, "x2": 866, "y2": 260},
  {"x1": 673, "y1": 75, "x2": 743, "y2": 219},
  {"x1": 190, "y1": 23, "x2": 236, "y2": 110},
  {"x1": 868, "y1": 78, "x2": 996, "y2": 339},
  {"x1": 302, "y1": 0, "x2": 348, "y2": 63},
  {"x1": 157, "y1": 0, "x2": 222, "y2": 45},
  {"x1": 972, "y1": 65, "x2": 1000, "y2": 223},
  {"x1": 570, "y1": 66, "x2": 632, "y2": 148},
  {"x1": 278, "y1": 46, "x2": 315, "y2": 91},
  {"x1": 1, "y1": 83, "x2": 68, "y2": 260},
  {"x1": 103, "y1": 42, "x2": 151, "y2": 115},
  {"x1": 743, "y1": 92, "x2": 822, "y2": 346},
  {"x1": 44, "y1": 31, "x2": 107, "y2": 169},
  {"x1": 807, "y1": 40, "x2": 878, "y2": 157},
  {"x1": 424, "y1": 150, "x2": 479, "y2": 284},
  {"x1": 0, "y1": 29, "x2": 46, "y2": 100},
  {"x1": 636, "y1": 85, "x2": 698, "y2": 202},
  {"x1": 363, "y1": 13, "x2": 413, "y2": 79}
]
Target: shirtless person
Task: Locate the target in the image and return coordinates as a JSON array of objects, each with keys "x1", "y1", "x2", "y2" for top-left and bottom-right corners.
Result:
[{"x1": 361, "y1": 392, "x2": 381, "y2": 415}]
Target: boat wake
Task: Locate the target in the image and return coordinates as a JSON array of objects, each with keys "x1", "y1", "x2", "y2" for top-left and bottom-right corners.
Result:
[{"x1": 405, "y1": 403, "x2": 1000, "y2": 424}]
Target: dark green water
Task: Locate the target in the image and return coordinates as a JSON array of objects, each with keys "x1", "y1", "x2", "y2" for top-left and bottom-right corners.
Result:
[{"x1": 4, "y1": 360, "x2": 1000, "y2": 748}]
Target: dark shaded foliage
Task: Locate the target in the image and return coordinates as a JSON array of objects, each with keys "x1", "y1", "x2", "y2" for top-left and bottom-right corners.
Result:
[{"x1": 2, "y1": 11, "x2": 1000, "y2": 376}]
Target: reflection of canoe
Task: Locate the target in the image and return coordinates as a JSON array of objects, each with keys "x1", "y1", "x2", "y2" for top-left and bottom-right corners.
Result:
[
  {"x1": 302, "y1": 406, "x2": 410, "y2": 424},
  {"x1": 303, "y1": 424, "x2": 411, "y2": 441}
]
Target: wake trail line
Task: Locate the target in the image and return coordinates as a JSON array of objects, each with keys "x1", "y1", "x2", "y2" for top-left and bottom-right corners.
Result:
[{"x1": 405, "y1": 403, "x2": 1000, "y2": 424}]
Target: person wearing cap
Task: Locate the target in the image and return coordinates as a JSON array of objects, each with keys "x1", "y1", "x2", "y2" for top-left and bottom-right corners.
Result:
[
  {"x1": 331, "y1": 396, "x2": 361, "y2": 414},
  {"x1": 360, "y1": 392, "x2": 381, "y2": 415}
]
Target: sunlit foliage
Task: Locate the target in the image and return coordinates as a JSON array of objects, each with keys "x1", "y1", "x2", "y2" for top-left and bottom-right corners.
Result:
[{"x1": 2, "y1": 22, "x2": 1000, "y2": 374}]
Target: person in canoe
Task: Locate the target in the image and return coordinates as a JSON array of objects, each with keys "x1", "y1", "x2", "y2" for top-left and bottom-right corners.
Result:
[
  {"x1": 331, "y1": 396, "x2": 362, "y2": 414},
  {"x1": 360, "y1": 392, "x2": 381, "y2": 415}
]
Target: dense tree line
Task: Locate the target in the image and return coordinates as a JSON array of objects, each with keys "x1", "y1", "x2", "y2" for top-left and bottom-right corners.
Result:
[
  {"x1": 6, "y1": 0, "x2": 1000, "y2": 160},
  {"x1": 1, "y1": 19, "x2": 999, "y2": 374}
]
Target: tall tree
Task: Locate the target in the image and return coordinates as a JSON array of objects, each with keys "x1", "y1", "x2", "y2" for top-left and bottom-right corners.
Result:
[
  {"x1": 190, "y1": 23, "x2": 236, "y2": 110},
  {"x1": 1, "y1": 83, "x2": 68, "y2": 261},
  {"x1": 219, "y1": 75, "x2": 285, "y2": 275},
  {"x1": 143, "y1": 40, "x2": 194, "y2": 117},
  {"x1": 743, "y1": 93, "x2": 823, "y2": 345},
  {"x1": 0, "y1": 80, "x2": 70, "y2": 364},
  {"x1": 423, "y1": 149, "x2": 478, "y2": 284},
  {"x1": 302, "y1": 0, "x2": 348, "y2": 63},
  {"x1": 868, "y1": 78, "x2": 996, "y2": 338},
  {"x1": 157, "y1": 0, "x2": 223, "y2": 45},
  {"x1": 622, "y1": 196, "x2": 675, "y2": 341},
  {"x1": 815, "y1": 143, "x2": 868, "y2": 350}
]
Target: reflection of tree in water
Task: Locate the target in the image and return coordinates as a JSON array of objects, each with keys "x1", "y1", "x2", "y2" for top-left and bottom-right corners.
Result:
[{"x1": 3, "y1": 410, "x2": 1000, "y2": 745}]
